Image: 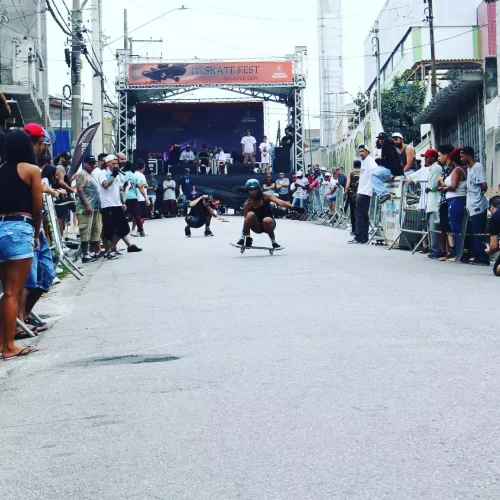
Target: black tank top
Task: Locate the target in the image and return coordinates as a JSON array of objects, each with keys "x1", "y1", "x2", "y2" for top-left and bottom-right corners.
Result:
[
  {"x1": 0, "y1": 162, "x2": 33, "y2": 215},
  {"x1": 248, "y1": 198, "x2": 273, "y2": 221}
]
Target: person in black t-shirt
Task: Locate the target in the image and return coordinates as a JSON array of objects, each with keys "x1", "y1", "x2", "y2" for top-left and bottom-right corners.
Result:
[
  {"x1": 184, "y1": 191, "x2": 217, "y2": 237},
  {"x1": 197, "y1": 145, "x2": 211, "y2": 175},
  {"x1": 485, "y1": 195, "x2": 500, "y2": 276}
]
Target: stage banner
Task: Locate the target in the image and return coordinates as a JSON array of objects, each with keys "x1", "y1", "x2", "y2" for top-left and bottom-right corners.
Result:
[{"x1": 128, "y1": 61, "x2": 293, "y2": 86}]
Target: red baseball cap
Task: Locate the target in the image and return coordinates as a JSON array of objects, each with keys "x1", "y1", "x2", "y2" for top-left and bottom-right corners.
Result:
[
  {"x1": 23, "y1": 123, "x2": 48, "y2": 138},
  {"x1": 421, "y1": 149, "x2": 438, "y2": 158}
]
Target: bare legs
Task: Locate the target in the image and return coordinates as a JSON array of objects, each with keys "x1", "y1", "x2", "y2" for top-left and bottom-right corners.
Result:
[{"x1": 0, "y1": 259, "x2": 36, "y2": 357}]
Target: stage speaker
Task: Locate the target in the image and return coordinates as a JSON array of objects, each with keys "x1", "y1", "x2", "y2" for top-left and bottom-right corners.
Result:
[{"x1": 273, "y1": 147, "x2": 291, "y2": 173}]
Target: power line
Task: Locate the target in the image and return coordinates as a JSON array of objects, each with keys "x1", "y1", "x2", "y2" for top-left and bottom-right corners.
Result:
[{"x1": 46, "y1": 0, "x2": 71, "y2": 35}]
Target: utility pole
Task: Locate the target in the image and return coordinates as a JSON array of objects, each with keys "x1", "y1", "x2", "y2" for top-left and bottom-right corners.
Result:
[
  {"x1": 426, "y1": 0, "x2": 437, "y2": 96},
  {"x1": 71, "y1": 0, "x2": 83, "y2": 149},
  {"x1": 372, "y1": 21, "x2": 382, "y2": 122},
  {"x1": 91, "y1": 0, "x2": 104, "y2": 153}
]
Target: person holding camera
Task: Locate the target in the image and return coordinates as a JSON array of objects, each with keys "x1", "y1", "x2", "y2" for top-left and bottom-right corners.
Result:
[
  {"x1": 184, "y1": 191, "x2": 217, "y2": 238},
  {"x1": 96, "y1": 155, "x2": 142, "y2": 258}
]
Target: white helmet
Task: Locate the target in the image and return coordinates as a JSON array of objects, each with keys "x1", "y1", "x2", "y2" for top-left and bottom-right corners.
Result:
[{"x1": 297, "y1": 170, "x2": 304, "y2": 177}]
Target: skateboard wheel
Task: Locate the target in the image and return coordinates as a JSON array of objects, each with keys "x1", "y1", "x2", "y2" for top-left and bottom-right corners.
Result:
[
  {"x1": 269, "y1": 250, "x2": 274, "y2": 255},
  {"x1": 240, "y1": 246, "x2": 245, "y2": 254}
]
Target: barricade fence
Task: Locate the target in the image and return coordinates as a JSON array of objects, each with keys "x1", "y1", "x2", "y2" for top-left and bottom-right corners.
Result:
[
  {"x1": 388, "y1": 180, "x2": 429, "y2": 253},
  {"x1": 303, "y1": 177, "x2": 497, "y2": 259}
]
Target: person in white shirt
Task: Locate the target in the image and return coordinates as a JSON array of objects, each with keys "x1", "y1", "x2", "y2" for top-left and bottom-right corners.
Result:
[
  {"x1": 259, "y1": 136, "x2": 271, "y2": 173},
  {"x1": 180, "y1": 145, "x2": 195, "y2": 163},
  {"x1": 292, "y1": 170, "x2": 309, "y2": 210},
  {"x1": 98, "y1": 155, "x2": 142, "y2": 258},
  {"x1": 133, "y1": 160, "x2": 150, "y2": 237},
  {"x1": 162, "y1": 172, "x2": 177, "y2": 216},
  {"x1": 349, "y1": 145, "x2": 377, "y2": 244},
  {"x1": 241, "y1": 129, "x2": 257, "y2": 164},
  {"x1": 323, "y1": 172, "x2": 339, "y2": 215},
  {"x1": 214, "y1": 147, "x2": 226, "y2": 175},
  {"x1": 461, "y1": 146, "x2": 490, "y2": 266}
]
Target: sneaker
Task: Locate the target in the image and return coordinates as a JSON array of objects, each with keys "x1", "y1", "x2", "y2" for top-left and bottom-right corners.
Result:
[
  {"x1": 428, "y1": 252, "x2": 446, "y2": 260},
  {"x1": 470, "y1": 259, "x2": 490, "y2": 267},
  {"x1": 204, "y1": 228, "x2": 214, "y2": 237},
  {"x1": 139, "y1": 231, "x2": 147, "y2": 237},
  {"x1": 82, "y1": 255, "x2": 95, "y2": 264},
  {"x1": 105, "y1": 253, "x2": 118, "y2": 260},
  {"x1": 245, "y1": 237, "x2": 253, "y2": 248},
  {"x1": 56, "y1": 266, "x2": 64, "y2": 274},
  {"x1": 348, "y1": 239, "x2": 363, "y2": 244},
  {"x1": 52, "y1": 276, "x2": 61, "y2": 285},
  {"x1": 439, "y1": 252, "x2": 454, "y2": 262},
  {"x1": 93, "y1": 251, "x2": 106, "y2": 259},
  {"x1": 127, "y1": 244, "x2": 142, "y2": 253},
  {"x1": 185, "y1": 226, "x2": 191, "y2": 237},
  {"x1": 130, "y1": 231, "x2": 139, "y2": 237},
  {"x1": 236, "y1": 238, "x2": 245, "y2": 246},
  {"x1": 379, "y1": 194, "x2": 391, "y2": 204},
  {"x1": 112, "y1": 250, "x2": 123, "y2": 256},
  {"x1": 272, "y1": 242, "x2": 281, "y2": 249}
]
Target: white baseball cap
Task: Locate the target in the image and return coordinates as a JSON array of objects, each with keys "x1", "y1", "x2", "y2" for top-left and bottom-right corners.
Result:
[
  {"x1": 324, "y1": 171, "x2": 332, "y2": 177},
  {"x1": 392, "y1": 132, "x2": 403, "y2": 140},
  {"x1": 297, "y1": 170, "x2": 304, "y2": 176},
  {"x1": 104, "y1": 154, "x2": 118, "y2": 162},
  {"x1": 320, "y1": 166, "x2": 327, "y2": 171}
]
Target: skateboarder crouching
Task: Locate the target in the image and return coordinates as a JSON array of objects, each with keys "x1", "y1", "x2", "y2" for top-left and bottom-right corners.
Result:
[
  {"x1": 236, "y1": 179, "x2": 304, "y2": 249},
  {"x1": 185, "y1": 191, "x2": 217, "y2": 237}
]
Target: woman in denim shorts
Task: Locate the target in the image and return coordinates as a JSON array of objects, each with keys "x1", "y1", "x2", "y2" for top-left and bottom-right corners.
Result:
[{"x1": 0, "y1": 129, "x2": 43, "y2": 360}]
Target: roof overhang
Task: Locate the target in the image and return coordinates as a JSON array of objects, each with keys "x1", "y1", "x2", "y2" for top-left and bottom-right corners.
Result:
[{"x1": 415, "y1": 71, "x2": 483, "y2": 125}]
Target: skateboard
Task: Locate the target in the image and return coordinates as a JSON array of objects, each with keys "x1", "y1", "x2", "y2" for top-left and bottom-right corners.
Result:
[{"x1": 230, "y1": 243, "x2": 285, "y2": 255}]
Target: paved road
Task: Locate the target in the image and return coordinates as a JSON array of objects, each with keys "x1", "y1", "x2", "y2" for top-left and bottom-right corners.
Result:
[{"x1": 1, "y1": 217, "x2": 500, "y2": 500}]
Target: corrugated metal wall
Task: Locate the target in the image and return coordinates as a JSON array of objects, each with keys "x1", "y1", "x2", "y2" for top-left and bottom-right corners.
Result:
[{"x1": 435, "y1": 91, "x2": 485, "y2": 163}]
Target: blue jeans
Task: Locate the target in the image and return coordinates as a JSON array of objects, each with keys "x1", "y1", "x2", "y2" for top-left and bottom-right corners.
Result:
[
  {"x1": 293, "y1": 197, "x2": 307, "y2": 209},
  {"x1": 0, "y1": 220, "x2": 34, "y2": 263},
  {"x1": 468, "y1": 211, "x2": 489, "y2": 264},
  {"x1": 448, "y1": 197, "x2": 466, "y2": 255},
  {"x1": 371, "y1": 167, "x2": 392, "y2": 197},
  {"x1": 26, "y1": 232, "x2": 55, "y2": 292}
]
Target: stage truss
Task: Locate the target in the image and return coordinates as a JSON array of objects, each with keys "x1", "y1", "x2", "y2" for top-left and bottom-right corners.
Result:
[{"x1": 115, "y1": 47, "x2": 307, "y2": 172}]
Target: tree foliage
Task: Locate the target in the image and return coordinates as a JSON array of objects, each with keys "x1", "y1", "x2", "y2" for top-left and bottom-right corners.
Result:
[{"x1": 353, "y1": 71, "x2": 426, "y2": 146}]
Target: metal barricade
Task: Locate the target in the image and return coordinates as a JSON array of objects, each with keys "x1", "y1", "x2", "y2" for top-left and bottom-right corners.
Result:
[
  {"x1": 332, "y1": 186, "x2": 350, "y2": 229},
  {"x1": 367, "y1": 194, "x2": 384, "y2": 244},
  {"x1": 388, "y1": 179, "x2": 429, "y2": 252}
]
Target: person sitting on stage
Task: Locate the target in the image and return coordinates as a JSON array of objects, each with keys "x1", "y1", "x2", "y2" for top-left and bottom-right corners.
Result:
[
  {"x1": 180, "y1": 145, "x2": 196, "y2": 164},
  {"x1": 259, "y1": 136, "x2": 271, "y2": 173},
  {"x1": 235, "y1": 179, "x2": 304, "y2": 250},
  {"x1": 214, "y1": 147, "x2": 226, "y2": 175},
  {"x1": 184, "y1": 191, "x2": 216, "y2": 238},
  {"x1": 197, "y1": 145, "x2": 212, "y2": 175}
]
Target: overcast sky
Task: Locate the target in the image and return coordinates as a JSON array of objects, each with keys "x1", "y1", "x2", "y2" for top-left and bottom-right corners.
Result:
[{"x1": 47, "y1": 0, "x2": 387, "y2": 137}]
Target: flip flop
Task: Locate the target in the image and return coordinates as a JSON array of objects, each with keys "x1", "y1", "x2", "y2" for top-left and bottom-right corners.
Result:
[
  {"x1": 26, "y1": 317, "x2": 48, "y2": 332},
  {"x1": 3, "y1": 347, "x2": 38, "y2": 361}
]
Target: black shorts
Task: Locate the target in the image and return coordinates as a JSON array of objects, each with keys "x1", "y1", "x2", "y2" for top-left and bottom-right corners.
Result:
[
  {"x1": 185, "y1": 215, "x2": 208, "y2": 229},
  {"x1": 253, "y1": 217, "x2": 276, "y2": 234},
  {"x1": 138, "y1": 201, "x2": 148, "y2": 218},
  {"x1": 439, "y1": 203, "x2": 451, "y2": 234},
  {"x1": 101, "y1": 206, "x2": 130, "y2": 240},
  {"x1": 55, "y1": 200, "x2": 76, "y2": 220}
]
